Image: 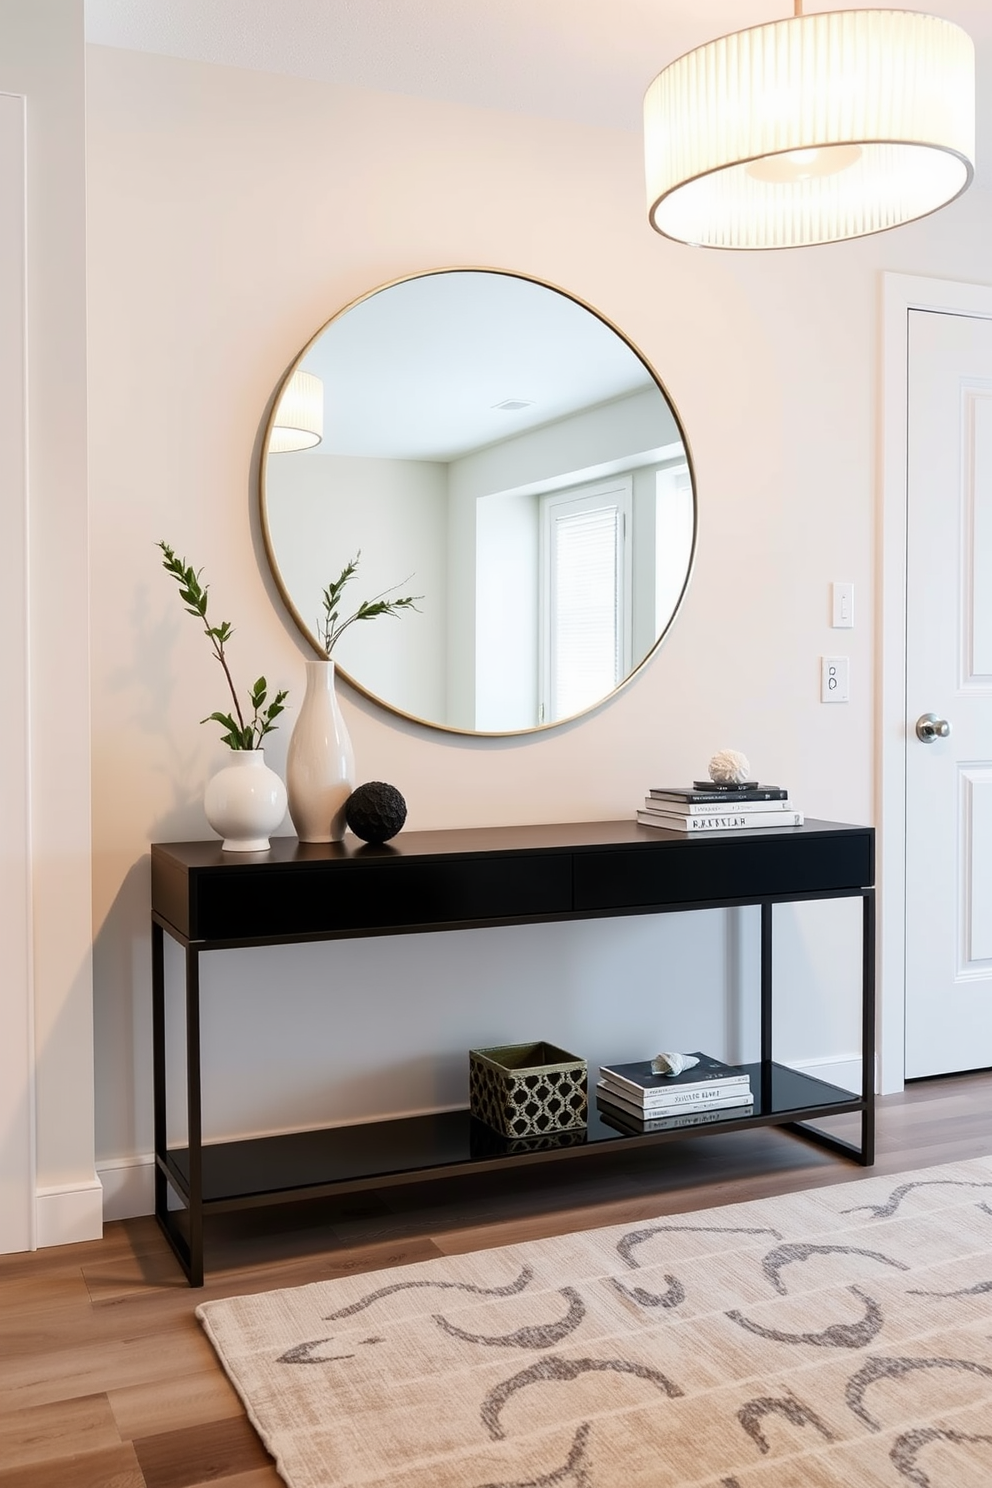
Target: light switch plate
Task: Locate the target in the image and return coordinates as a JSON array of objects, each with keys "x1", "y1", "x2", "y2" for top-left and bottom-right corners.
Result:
[{"x1": 831, "y1": 582, "x2": 854, "y2": 628}]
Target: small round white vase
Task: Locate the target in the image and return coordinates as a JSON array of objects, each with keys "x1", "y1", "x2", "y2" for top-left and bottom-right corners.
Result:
[
  {"x1": 203, "y1": 748, "x2": 288, "y2": 852},
  {"x1": 286, "y1": 658, "x2": 356, "y2": 843}
]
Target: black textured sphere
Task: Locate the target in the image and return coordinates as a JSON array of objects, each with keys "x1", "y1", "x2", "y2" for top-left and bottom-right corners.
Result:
[{"x1": 345, "y1": 781, "x2": 407, "y2": 843}]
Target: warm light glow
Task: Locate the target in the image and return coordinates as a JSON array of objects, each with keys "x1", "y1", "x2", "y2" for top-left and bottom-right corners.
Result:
[
  {"x1": 746, "y1": 144, "x2": 863, "y2": 185},
  {"x1": 644, "y1": 10, "x2": 975, "y2": 249},
  {"x1": 269, "y1": 369, "x2": 323, "y2": 452}
]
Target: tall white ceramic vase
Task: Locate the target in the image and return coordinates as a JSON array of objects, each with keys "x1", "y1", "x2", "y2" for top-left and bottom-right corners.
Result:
[
  {"x1": 203, "y1": 748, "x2": 288, "y2": 852},
  {"x1": 286, "y1": 657, "x2": 356, "y2": 843}
]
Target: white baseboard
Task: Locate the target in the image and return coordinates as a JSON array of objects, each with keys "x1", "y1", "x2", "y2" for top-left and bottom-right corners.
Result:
[
  {"x1": 35, "y1": 1177, "x2": 104, "y2": 1247},
  {"x1": 786, "y1": 1054, "x2": 867, "y2": 1097},
  {"x1": 98, "y1": 1152, "x2": 155, "y2": 1221}
]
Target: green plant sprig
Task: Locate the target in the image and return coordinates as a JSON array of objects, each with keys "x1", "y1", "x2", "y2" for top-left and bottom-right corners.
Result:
[
  {"x1": 158, "y1": 541, "x2": 289, "y2": 750},
  {"x1": 319, "y1": 551, "x2": 422, "y2": 655}
]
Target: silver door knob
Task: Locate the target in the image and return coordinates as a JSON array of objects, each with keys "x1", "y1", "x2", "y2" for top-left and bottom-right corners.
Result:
[{"x1": 916, "y1": 712, "x2": 951, "y2": 743}]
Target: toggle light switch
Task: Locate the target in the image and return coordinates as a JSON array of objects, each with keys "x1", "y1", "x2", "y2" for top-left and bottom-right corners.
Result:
[{"x1": 831, "y1": 582, "x2": 854, "y2": 628}]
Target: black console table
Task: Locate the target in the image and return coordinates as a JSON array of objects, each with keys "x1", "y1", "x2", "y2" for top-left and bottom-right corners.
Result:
[{"x1": 151, "y1": 819, "x2": 875, "y2": 1285}]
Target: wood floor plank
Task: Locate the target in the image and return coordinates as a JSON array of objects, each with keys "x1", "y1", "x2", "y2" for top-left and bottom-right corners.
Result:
[
  {"x1": 81, "y1": 1247, "x2": 209, "y2": 1303},
  {"x1": 0, "y1": 1440, "x2": 144, "y2": 1488},
  {"x1": 0, "y1": 1272, "x2": 92, "y2": 1317},
  {"x1": 0, "y1": 1218, "x2": 160, "y2": 1281},
  {"x1": 184, "y1": 1471, "x2": 282, "y2": 1488},
  {"x1": 85, "y1": 1234, "x2": 445, "y2": 1307},
  {"x1": 0, "y1": 1323, "x2": 218, "y2": 1413},
  {"x1": 108, "y1": 1369, "x2": 243, "y2": 1441},
  {"x1": 0, "y1": 1299, "x2": 125, "y2": 1356},
  {"x1": 0, "y1": 1297, "x2": 205, "y2": 1358},
  {"x1": 132, "y1": 1416, "x2": 272, "y2": 1488},
  {"x1": 0, "y1": 1392, "x2": 122, "y2": 1471}
]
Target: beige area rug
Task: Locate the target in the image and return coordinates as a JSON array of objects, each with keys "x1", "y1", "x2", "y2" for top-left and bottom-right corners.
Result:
[{"x1": 197, "y1": 1156, "x2": 992, "y2": 1488}]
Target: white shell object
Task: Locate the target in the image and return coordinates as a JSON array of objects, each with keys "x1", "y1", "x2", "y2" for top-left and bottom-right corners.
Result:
[
  {"x1": 651, "y1": 1052, "x2": 700, "y2": 1077},
  {"x1": 708, "y1": 749, "x2": 751, "y2": 784}
]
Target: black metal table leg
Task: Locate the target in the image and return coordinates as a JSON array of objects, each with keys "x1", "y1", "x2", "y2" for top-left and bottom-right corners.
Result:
[
  {"x1": 152, "y1": 920, "x2": 204, "y2": 1285},
  {"x1": 860, "y1": 887, "x2": 876, "y2": 1165},
  {"x1": 782, "y1": 887, "x2": 875, "y2": 1166},
  {"x1": 760, "y1": 900, "x2": 773, "y2": 1110},
  {"x1": 151, "y1": 922, "x2": 168, "y2": 1232},
  {"x1": 185, "y1": 944, "x2": 204, "y2": 1287}
]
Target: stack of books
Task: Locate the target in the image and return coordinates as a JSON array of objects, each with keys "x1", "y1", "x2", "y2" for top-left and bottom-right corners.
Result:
[
  {"x1": 596, "y1": 1052, "x2": 753, "y2": 1133},
  {"x1": 636, "y1": 780, "x2": 803, "y2": 833}
]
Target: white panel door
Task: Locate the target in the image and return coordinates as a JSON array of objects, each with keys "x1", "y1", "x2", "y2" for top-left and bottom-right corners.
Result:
[{"x1": 905, "y1": 309, "x2": 992, "y2": 1077}]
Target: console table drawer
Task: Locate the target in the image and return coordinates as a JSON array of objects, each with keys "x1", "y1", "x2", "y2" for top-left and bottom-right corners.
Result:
[
  {"x1": 574, "y1": 830, "x2": 872, "y2": 911},
  {"x1": 190, "y1": 853, "x2": 573, "y2": 940}
]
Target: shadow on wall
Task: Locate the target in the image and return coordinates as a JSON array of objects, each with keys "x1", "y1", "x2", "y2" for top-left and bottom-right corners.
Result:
[
  {"x1": 92, "y1": 752, "x2": 229, "y2": 1170},
  {"x1": 93, "y1": 854, "x2": 156, "y2": 1165},
  {"x1": 112, "y1": 566, "x2": 293, "y2": 831},
  {"x1": 32, "y1": 939, "x2": 101, "y2": 1195}
]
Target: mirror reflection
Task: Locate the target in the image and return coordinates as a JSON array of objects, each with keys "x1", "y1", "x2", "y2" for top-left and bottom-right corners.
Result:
[{"x1": 261, "y1": 270, "x2": 695, "y2": 734}]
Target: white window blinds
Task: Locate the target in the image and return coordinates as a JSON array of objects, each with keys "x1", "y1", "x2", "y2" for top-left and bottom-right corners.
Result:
[{"x1": 549, "y1": 503, "x2": 622, "y2": 719}]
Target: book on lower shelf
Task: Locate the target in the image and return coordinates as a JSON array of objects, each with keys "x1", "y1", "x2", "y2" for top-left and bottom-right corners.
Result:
[
  {"x1": 636, "y1": 810, "x2": 804, "y2": 832},
  {"x1": 595, "y1": 1081, "x2": 754, "y2": 1119},
  {"x1": 599, "y1": 1052, "x2": 750, "y2": 1101},
  {"x1": 597, "y1": 1098, "x2": 756, "y2": 1134}
]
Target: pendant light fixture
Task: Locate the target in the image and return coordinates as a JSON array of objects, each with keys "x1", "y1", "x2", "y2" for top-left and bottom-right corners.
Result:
[
  {"x1": 644, "y1": 3, "x2": 975, "y2": 249},
  {"x1": 268, "y1": 369, "x2": 324, "y2": 452}
]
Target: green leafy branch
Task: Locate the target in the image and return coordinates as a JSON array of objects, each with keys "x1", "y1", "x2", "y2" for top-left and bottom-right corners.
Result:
[
  {"x1": 319, "y1": 551, "x2": 422, "y2": 655},
  {"x1": 158, "y1": 541, "x2": 289, "y2": 750}
]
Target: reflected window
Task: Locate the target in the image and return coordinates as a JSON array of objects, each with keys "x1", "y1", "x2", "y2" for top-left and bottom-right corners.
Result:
[{"x1": 655, "y1": 465, "x2": 694, "y2": 636}]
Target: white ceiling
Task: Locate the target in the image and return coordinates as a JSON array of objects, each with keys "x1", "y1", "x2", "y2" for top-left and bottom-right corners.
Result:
[
  {"x1": 84, "y1": 1, "x2": 992, "y2": 144},
  {"x1": 295, "y1": 271, "x2": 655, "y2": 461}
]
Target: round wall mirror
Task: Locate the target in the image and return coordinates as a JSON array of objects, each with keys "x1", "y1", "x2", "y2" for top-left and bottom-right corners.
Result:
[{"x1": 260, "y1": 269, "x2": 695, "y2": 734}]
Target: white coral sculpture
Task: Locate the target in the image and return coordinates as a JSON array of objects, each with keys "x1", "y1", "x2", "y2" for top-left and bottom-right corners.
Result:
[{"x1": 708, "y1": 749, "x2": 751, "y2": 784}]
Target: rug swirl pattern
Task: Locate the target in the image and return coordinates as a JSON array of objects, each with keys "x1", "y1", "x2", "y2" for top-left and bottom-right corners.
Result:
[{"x1": 198, "y1": 1157, "x2": 992, "y2": 1486}]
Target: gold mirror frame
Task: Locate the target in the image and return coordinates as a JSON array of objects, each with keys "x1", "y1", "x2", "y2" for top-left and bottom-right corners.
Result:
[{"x1": 259, "y1": 268, "x2": 697, "y2": 736}]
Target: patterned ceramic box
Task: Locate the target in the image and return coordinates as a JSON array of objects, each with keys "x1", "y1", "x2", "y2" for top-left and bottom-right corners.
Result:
[{"x1": 469, "y1": 1041, "x2": 588, "y2": 1138}]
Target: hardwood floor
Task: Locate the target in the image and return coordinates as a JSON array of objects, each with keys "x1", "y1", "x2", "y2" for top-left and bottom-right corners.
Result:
[{"x1": 2, "y1": 1070, "x2": 990, "y2": 1487}]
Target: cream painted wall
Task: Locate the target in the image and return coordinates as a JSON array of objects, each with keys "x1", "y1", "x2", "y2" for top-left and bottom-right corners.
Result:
[
  {"x1": 0, "y1": 0, "x2": 96, "y2": 1251},
  {"x1": 86, "y1": 45, "x2": 992, "y2": 1213},
  {"x1": 0, "y1": 88, "x2": 31, "y2": 1256}
]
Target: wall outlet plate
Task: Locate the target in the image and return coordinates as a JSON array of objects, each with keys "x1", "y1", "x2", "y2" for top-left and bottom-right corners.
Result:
[{"x1": 821, "y1": 655, "x2": 850, "y2": 702}]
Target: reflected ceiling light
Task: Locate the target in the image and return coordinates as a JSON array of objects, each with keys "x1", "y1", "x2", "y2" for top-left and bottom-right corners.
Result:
[
  {"x1": 644, "y1": 3, "x2": 975, "y2": 249},
  {"x1": 269, "y1": 369, "x2": 323, "y2": 451}
]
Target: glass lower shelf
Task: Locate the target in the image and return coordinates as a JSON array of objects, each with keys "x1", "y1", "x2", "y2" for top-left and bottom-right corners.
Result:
[{"x1": 165, "y1": 1062, "x2": 863, "y2": 1211}]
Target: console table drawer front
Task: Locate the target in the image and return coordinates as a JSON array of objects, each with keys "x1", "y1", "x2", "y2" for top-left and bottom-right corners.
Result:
[
  {"x1": 574, "y1": 833, "x2": 872, "y2": 911},
  {"x1": 193, "y1": 854, "x2": 573, "y2": 940}
]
